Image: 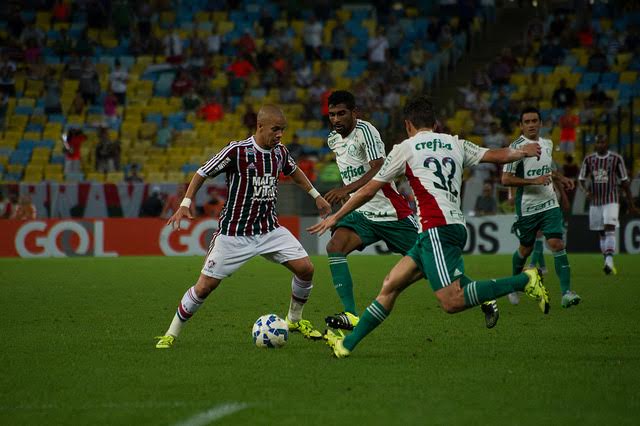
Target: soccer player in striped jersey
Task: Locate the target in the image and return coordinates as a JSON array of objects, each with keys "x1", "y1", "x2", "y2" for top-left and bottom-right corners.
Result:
[
  {"x1": 578, "y1": 134, "x2": 638, "y2": 275},
  {"x1": 502, "y1": 107, "x2": 581, "y2": 309},
  {"x1": 309, "y1": 96, "x2": 549, "y2": 358},
  {"x1": 155, "y1": 105, "x2": 331, "y2": 349}
]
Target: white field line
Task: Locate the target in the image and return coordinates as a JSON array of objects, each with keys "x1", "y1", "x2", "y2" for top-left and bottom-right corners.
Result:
[{"x1": 173, "y1": 402, "x2": 250, "y2": 426}]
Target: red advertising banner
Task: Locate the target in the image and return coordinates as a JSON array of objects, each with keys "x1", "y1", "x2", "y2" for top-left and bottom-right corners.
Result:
[{"x1": 0, "y1": 217, "x2": 301, "y2": 258}]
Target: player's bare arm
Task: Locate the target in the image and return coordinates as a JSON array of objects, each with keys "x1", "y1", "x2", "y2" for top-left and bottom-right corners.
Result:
[
  {"x1": 167, "y1": 172, "x2": 205, "y2": 229},
  {"x1": 480, "y1": 143, "x2": 541, "y2": 164},
  {"x1": 577, "y1": 176, "x2": 591, "y2": 200},
  {"x1": 324, "y1": 158, "x2": 384, "y2": 204},
  {"x1": 501, "y1": 172, "x2": 552, "y2": 187},
  {"x1": 621, "y1": 179, "x2": 639, "y2": 214},
  {"x1": 290, "y1": 167, "x2": 331, "y2": 217},
  {"x1": 307, "y1": 179, "x2": 385, "y2": 236}
]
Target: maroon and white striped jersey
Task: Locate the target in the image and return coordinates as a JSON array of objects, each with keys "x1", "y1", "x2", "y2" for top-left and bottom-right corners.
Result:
[
  {"x1": 197, "y1": 136, "x2": 297, "y2": 236},
  {"x1": 578, "y1": 151, "x2": 629, "y2": 206}
]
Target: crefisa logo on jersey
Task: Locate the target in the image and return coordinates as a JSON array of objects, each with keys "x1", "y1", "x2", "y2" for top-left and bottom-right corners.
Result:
[
  {"x1": 526, "y1": 164, "x2": 552, "y2": 177},
  {"x1": 415, "y1": 139, "x2": 452, "y2": 151}
]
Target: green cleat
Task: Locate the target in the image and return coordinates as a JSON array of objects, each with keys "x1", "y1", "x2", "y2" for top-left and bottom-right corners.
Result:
[
  {"x1": 285, "y1": 317, "x2": 323, "y2": 340},
  {"x1": 155, "y1": 335, "x2": 175, "y2": 349},
  {"x1": 324, "y1": 329, "x2": 350, "y2": 358},
  {"x1": 523, "y1": 268, "x2": 550, "y2": 314},
  {"x1": 481, "y1": 300, "x2": 499, "y2": 329},
  {"x1": 561, "y1": 291, "x2": 581, "y2": 308},
  {"x1": 325, "y1": 312, "x2": 360, "y2": 330}
]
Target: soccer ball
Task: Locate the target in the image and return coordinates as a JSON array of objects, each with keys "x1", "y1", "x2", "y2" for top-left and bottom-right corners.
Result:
[{"x1": 252, "y1": 314, "x2": 289, "y2": 348}]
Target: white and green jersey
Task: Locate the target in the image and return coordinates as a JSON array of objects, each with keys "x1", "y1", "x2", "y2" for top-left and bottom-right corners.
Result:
[
  {"x1": 502, "y1": 135, "x2": 558, "y2": 217},
  {"x1": 373, "y1": 131, "x2": 488, "y2": 232},
  {"x1": 327, "y1": 119, "x2": 413, "y2": 221}
]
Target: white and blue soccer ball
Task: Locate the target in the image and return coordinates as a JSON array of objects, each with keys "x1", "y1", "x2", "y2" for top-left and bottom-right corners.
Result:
[{"x1": 252, "y1": 314, "x2": 288, "y2": 348}]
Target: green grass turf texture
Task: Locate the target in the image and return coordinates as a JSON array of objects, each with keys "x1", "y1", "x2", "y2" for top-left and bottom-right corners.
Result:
[{"x1": 1, "y1": 254, "x2": 639, "y2": 425}]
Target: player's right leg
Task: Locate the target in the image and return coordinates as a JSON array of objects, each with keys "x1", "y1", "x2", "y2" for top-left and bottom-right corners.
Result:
[
  {"x1": 510, "y1": 215, "x2": 537, "y2": 305},
  {"x1": 529, "y1": 231, "x2": 547, "y2": 274},
  {"x1": 326, "y1": 255, "x2": 422, "y2": 358},
  {"x1": 155, "y1": 233, "x2": 251, "y2": 349},
  {"x1": 602, "y1": 204, "x2": 620, "y2": 274}
]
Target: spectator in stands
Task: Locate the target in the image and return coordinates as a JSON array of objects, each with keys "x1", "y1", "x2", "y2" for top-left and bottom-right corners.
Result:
[
  {"x1": 297, "y1": 153, "x2": 317, "y2": 183},
  {"x1": 203, "y1": 192, "x2": 224, "y2": 220},
  {"x1": 271, "y1": 27, "x2": 293, "y2": 51},
  {"x1": 585, "y1": 84, "x2": 612, "y2": 108},
  {"x1": 409, "y1": 41, "x2": 429, "y2": 74},
  {"x1": 295, "y1": 62, "x2": 313, "y2": 88},
  {"x1": 552, "y1": 78, "x2": 577, "y2": 108},
  {"x1": 472, "y1": 107, "x2": 495, "y2": 136},
  {"x1": 578, "y1": 24, "x2": 594, "y2": 48},
  {"x1": 126, "y1": 164, "x2": 144, "y2": 183},
  {"x1": 52, "y1": 0, "x2": 71, "y2": 23},
  {"x1": 303, "y1": 15, "x2": 323, "y2": 61},
  {"x1": 164, "y1": 29, "x2": 184, "y2": 64},
  {"x1": 53, "y1": 28, "x2": 73, "y2": 60},
  {"x1": 156, "y1": 118, "x2": 175, "y2": 148},
  {"x1": 236, "y1": 29, "x2": 256, "y2": 58},
  {"x1": 140, "y1": 186, "x2": 164, "y2": 217},
  {"x1": 63, "y1": 127, "x2": 86, "y2": 175},
  {"x1": 558, "y1": 107, "x2": 579, "y2": 153},
  {"x1": 20, "y1": 23, "x2": 45, "y2": 47},
  {"x1": 11, "y1": 195, "x2": 36, "y2": 220},
  {"x1": 0, "y1": 192, "x2": 10, "y2": 218},
  {"x1": 103, "y1": 90, "x2": 119, "y2": 125},
  {"x1": 43, "y1": 69, "x2": 62, "y2": 115},
  {"x1": 386, "y1": 15, "x2": 404, "y2": 58},
  {"x1": 79, "y1": 59, "x2": 100, "y2": 104},
  {"x1": 484, "y1": 121, "x2": 508, "y2": 149},
  {"x1": 438, "y1": 24, "x2": 454, "y2": 50},
  {"x1": 287, "y1": 133, "x2": 304, "y2": 160},
  {"x1": 197, "y1": 96, "x2": 224, "y2": 122},
  {"x1": 258, "y1": 8, "x2": 274, "y2": 38},
  {"x1": 488, "y1": 55, "x2": 511, "y2": 86},
  {"x1": 471, "y1": 65, "x2": 492, "y2": 92},
  {"x1": 242, "y1": 104, "x2": 257, "y2": 134},
  {"x1": 74, "y1": 29, "x2": 94, "y2": 57},
  {"x1": 182, "y1": 88, "x2": 201, "y2": 112},
  {"x1": 540, "y1": 37, "x2": 565, "y2": 66},
  {"x1": 95, "y1": 127, "x2": 119, "y2": 173},
  {"x1": 69, "y1": 90, "x2": 85, "y2": 115},
  {"x1": 316, "y1": 61, "x2": 335, "y2": 88},
  {"x1": 522, "y1": 72, "x2": 543, "y2": 103},
  {"x1": 367, "y1": 27, "x2": 389, "y2": 70},
  {"x1": 227, "y1": 55, "x2": 255, "y2": 79},
  {"x1": 112, "y1": 1, "x2": 131, "y2": 39},
  {"x1": 206, "y1": 25, "x2": 222, "y2": 55},
  {"x1": 0, "y1": 92, "x2": 7, "y2": 129},
  {"x1": 474, "y1": 183, "x2": 498, "y2": 216},
  {"x1": 171, "y1": 70, "x2": 194, "y2": 97},
  {"x1": 109, "y1": 59, "x2": 128, "y2": 105},
  {"x1": 562, "y1": 154, "x2": 580, "y2": 180},
  {"x1": 331, "y1": 20, "x2": 348, "y2": 59},
  {"x1": 0, "y1": 64, "x2": 15, "y2": 97},
  {"x1": 136, "y1": 1, "x2": 153, "y2": 39},
  {"x1": 587, "y1": 48, "x2": 609, "y2": 72},
  {"x1": 279, "y1": 79, "x2": 297, "y2": 104},
  {"x1": 24, "y1": 39, "x2": 43, "y2": 65}
]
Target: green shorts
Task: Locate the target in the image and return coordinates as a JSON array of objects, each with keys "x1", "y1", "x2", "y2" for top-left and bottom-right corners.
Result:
[
  {"x1": 335, "y1": 211, "x2": 418, "y2": 255},
  {"x1": 407, "y1": 224, "x2": 467, "y2": 291},
  {"x1": 511, "y1": 207, "x2": 564, "y2": 247}
]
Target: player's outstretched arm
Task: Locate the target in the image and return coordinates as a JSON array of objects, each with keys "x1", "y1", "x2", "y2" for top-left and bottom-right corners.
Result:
[
  {"x1": 480, "y1": 143, "x2": 541, "y2": 164},
  {"x1": 290, "y1": 168, "x2": 331, "y2": 217},
  {"x1": 167, "y1": 172, "x2": 205, "y2": 229},
  {"x1": 307, "y1": 179, "x2": 385, "y2": 236},
  {"x1": 501, "y1": 172, "x2": 551, "y2": 187},
  {"x1": 324, "y1": 158, "x2": 384, "y2": 204}
]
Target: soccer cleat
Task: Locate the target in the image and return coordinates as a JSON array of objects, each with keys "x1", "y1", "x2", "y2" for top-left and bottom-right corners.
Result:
[
  {"x1": 324, "y1": 329, "x2": 350, "y2": 358},
  {"x1": 507, "y1": 292, "x2": 520, "y2": 305},
  {"x1": 523, "y1": 268, "x2": 550, "y2": 314},
  {"x1": 528, "y1": 265, "x2": 548, "y2": 275},
  {"x1": 561, "y1": 291, "x2": 581, "y2": 308},
  {"x1": 603, "y1": 265, "x2": 617, "y2": 275},
  {"x1": 325, "y1": 312, "x2": 360, "y2": 330},
  {"x1": 155, "y1": 335, "x2": 175, "y2": 349},
  {"x1": 481, "y1": 300, "x2": 499, "y2": 329},
  {"x1": 285, "y1": 317, "x2": 323, "y2": 340}
]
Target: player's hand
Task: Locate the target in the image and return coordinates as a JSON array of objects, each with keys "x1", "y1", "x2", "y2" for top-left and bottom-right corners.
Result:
[
  {"x1": 560, "y1": 176, "x2": 575, "y2": 191},
  {"x1": 532, "y1": 174, "x2": 552, "y2": 185},
  {"x1": 324, "y1": 187, "x2": 350, "y2": 205},
  {"x1": 306, "y1": 215, "x2": 337, "y2": 236},
  {"x1": 315, "y1": 196, "x2": 332, "y2": 218},
  {"x1": 167, "y1": 206, "x2": 193, "y2": 229},
  {"x1": 522, "y1": 143, "x2": 542, "y2": 159}
]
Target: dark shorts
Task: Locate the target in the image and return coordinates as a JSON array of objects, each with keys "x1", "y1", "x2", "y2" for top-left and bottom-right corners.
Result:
[
  {"x1": 335, "y1": 211, "x2": 418, "y2": 255},
  {"x1": 511, "y1": 207, "x2": 564, "y2": 247}
]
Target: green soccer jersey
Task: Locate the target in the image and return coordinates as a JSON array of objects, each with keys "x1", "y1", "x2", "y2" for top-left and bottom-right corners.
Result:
[{"x1": 502, "y1": 135, "x2": 558, "y2": 217}]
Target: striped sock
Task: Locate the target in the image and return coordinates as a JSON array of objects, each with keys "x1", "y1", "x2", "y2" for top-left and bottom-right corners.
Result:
[
  {"x1": 288, "y1": 276, "x2": 313, "y2": 322},
  {"x1": 553, "y1": 249, "x2": 571, "y2": 294},
  {"x1": 328, "y1": 252, "x2": 357, "y2": 315},
  {"x1": 166, "y1": 286, "x2": 204, "y2": 337},
  {"x1": 343, "y1": 300, "x2": 388, "y2": 351},
  {"x1": 463, "y1": 274, "x2": 529, "y2": 307}
]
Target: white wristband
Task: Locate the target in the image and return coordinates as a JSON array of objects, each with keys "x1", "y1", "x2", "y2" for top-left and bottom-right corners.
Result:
[
  {"x1": 180, "y1": 198, "x2": 192, "y2": 208},
  {"x1": 308, "y1": 188, "x2": 320, "y2": 199}
]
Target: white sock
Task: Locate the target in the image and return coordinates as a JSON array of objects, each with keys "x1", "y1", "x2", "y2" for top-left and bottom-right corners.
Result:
[
  {"x1": 287, "y1": 276, "x2": 313, "y2": 322},
  {"x1": 166, "y1": 286, "x2": 204, "y2": 337},
  {"x1": 599, "y1": 236, "x2": 606, "y2": 256},
  {"x1": 604, "y1": 231, "x2": 616, "y2": 257}
]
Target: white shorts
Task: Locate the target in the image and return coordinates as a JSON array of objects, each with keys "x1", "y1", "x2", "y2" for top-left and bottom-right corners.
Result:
[
  {"x1": 201, "y1": 226, "x2": 309, "y2": 279},
  {"x1": 589, "y1": 203, "x2": 619, "y2": 231}
]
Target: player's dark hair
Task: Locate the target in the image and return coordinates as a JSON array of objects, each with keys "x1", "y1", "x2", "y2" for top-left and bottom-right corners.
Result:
[
  {"x1": 328, "y1": 90, "x2": 356, "y2": 110},
  {"x1": 519, "y1": 106, "x2": 541, "y2": 123},
  {"x1": 403, "y1": 95, "x2": 436, "y2": 128}
]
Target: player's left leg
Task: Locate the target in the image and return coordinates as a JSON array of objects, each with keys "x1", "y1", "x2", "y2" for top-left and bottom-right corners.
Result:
[
  {"x1": 542, "y1": 208, "x2": 581, "y2": 308},
  {"x1": 261, "y1": 227, "x2": 322, "y2": 340},
  {"x1": 602, "y1": 204, "x2": 620, "y2": 275},
  {"x1": 529, "y1": 231, "x2": 547, "y2": 274}
]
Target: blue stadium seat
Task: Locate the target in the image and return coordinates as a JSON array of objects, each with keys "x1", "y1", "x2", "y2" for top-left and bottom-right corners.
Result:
[
  {"x1": 48, "y1": 114, "x2": 66, "y2": 124},
  {"x1": 10, "y1": 150, "x2": 31, "y2": 165},
  {"x1": 181, "y1": 164, "x2": 200, "y2": 174},
  {"x1": 17, "y1": 140, "x2": 36, "y2": 151},
  {"x1": 146, "y1": 113, "x2": 164, "y2": 125},
  {"x1": 14, "y1": 106, "x2": 34, "y2": 115},
  {"x1": 50, "y1": 154, "x2": 65, "y2": 165},
  {"x1": 582, "y1": 73, "x2": 600, "y2": 86},
  {"x1": 36, "y1": 139, "x2": 56, "y2": 149}
]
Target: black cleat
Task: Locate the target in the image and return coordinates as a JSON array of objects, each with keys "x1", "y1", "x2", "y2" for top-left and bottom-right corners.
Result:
[
  {"x1": 481, "y1": 300, "x2": 499, "y2": 329},
  {"x1": 324, "y1": 312, "x2": 359, "y2": 331}
]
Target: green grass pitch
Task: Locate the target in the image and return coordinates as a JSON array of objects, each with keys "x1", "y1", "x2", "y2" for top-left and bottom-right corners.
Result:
[{"x1": 1, "y1": 254, "x2": 639, "y2": 425}]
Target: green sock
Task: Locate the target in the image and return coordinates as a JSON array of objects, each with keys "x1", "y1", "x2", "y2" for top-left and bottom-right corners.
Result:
[
  {"x1": 328, "y1": 253, "x2": 356, "y2": 315},
  {"x1": 343, "y1": 300, "x2": 388, "y2": 351},
  {"x1": 512, "y1": 250, "x2": 527, "y2": 275},
  {"x1": 531, "y1": 239, "x2": 546, "y2": 268},
  {"x1": 553, "y1": 249, "x2": 571, "y2": 294},
  {"x1": 463, "y1": 274, "x2": 529, "y2": 307}
]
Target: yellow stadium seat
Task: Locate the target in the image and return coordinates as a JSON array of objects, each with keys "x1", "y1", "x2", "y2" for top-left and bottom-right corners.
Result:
[
  {"x1": 86, "y1": 172, "x2": 106, "y2": 183},
  {"x1": 106, "y1": 172, "x2": 125, "y2": 183},
  {"x1": 165, "y1": 171, "x2": 187, "y2": 183},
  {"x1": 145, "y1": 171, "x2": 165, "y2": 182},
  {"x1": 217, "y1": 21, "x2": 234, "y2": 35},
  {"x1": 620, "y1": 71, "x2": 637, "y2": 84},
  {"x1": 46, "y1": 172, "x2": 64, "y2": 182}
]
